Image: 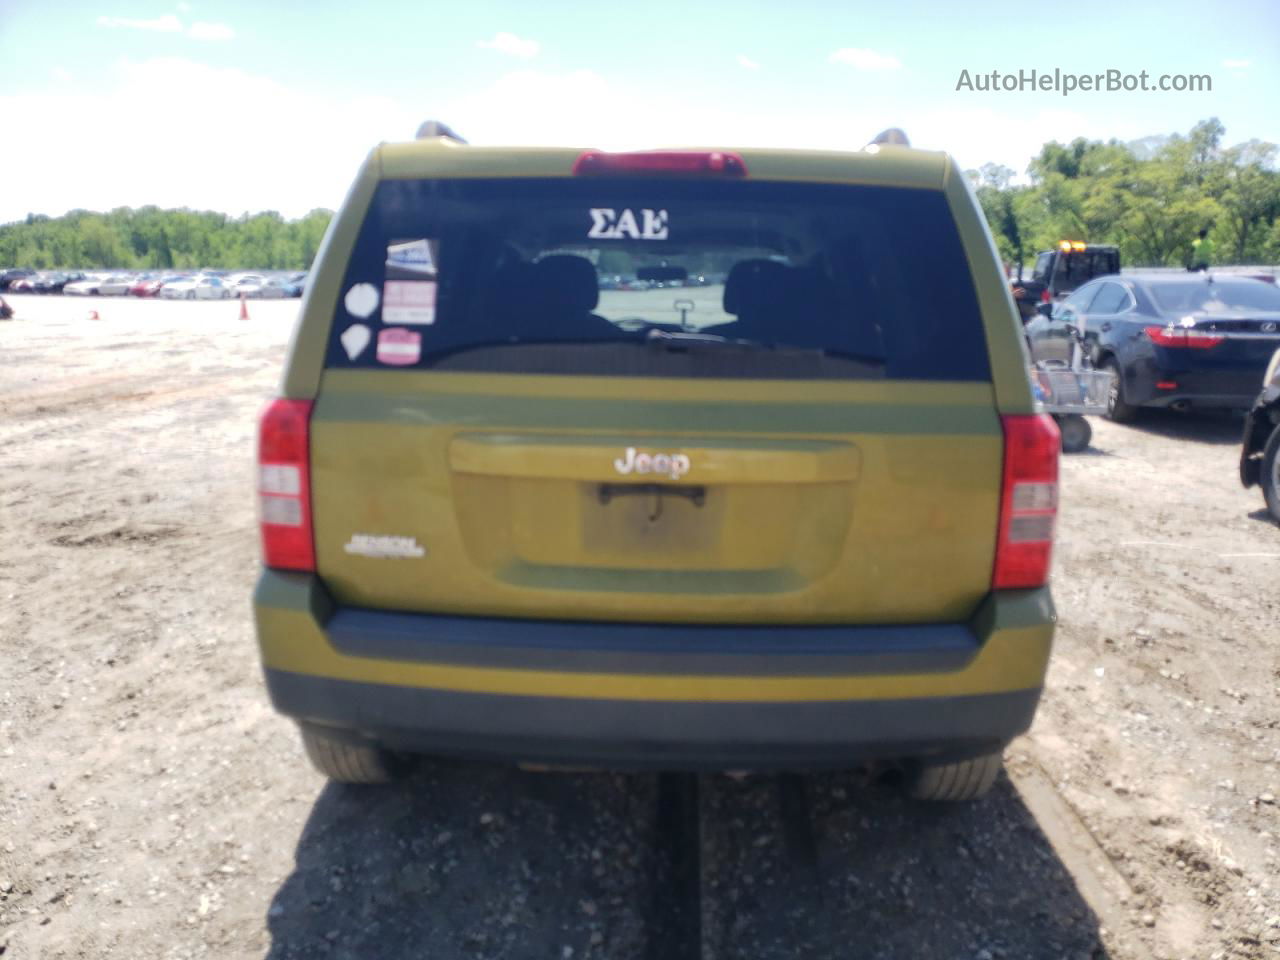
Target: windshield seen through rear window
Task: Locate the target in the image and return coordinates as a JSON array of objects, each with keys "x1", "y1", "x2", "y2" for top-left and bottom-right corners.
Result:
[{"x1": 326, "y1": 178, "x2": 990, "y2": 381}]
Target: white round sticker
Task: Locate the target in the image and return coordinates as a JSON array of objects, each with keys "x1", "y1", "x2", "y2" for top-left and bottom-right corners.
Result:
[{"x1": 343, "y1": 283, "x2": 379, "y2": 319}]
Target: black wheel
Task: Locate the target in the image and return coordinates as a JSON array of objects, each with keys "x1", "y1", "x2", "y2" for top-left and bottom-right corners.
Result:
[
  {"x1": 1263, "y1": 425, "x2": 1280, "y2": 523},
  {"x1": 300, "y1": 725, "x2": 401, "y2": 784},
  {"x1": 186, "y1": 290, "x2": 195, "y2": 301},
  {"x1": 1102, "y1": 357, "x2": 1139, "y2": 423},
  {"x1": 908, "y1": 751, "x2": 1003, "y2": 802},
  {"x1": 1057, "y1": 414, "x2": 1092, "y2": 453}
]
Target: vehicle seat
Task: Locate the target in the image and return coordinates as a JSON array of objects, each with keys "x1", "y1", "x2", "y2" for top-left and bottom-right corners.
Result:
[
  {"x1": 722, "y1": 259, "x2": 792, "y2": 340},
  {"x1": 524, "y1": 255, "x2": 619, "y2": 340}
]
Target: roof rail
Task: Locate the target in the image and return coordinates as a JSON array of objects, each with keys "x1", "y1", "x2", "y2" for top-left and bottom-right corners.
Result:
[
  {"x1": 867, "y1": 127, "x2": 910, "y2": 148},
  {"x1": 415, "y1": 120, "x2": 467, "y2": 144}
]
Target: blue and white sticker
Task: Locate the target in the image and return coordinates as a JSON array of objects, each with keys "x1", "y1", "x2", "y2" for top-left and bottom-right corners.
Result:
[{"x1": 386, "y1": 238, "x2": 437, "y2": 277}]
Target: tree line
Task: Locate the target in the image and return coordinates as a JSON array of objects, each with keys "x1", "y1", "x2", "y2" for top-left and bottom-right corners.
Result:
[
  {"x1": 0, "y1": 207, "x2": 333, "y2": 271},
  {"x1": 969, "y1": 118, "x2": 1280, "y2": 269}
]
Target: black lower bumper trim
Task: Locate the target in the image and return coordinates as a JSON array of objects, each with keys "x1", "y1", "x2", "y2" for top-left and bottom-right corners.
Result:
[
  {"x1": 265, "y1": 669, "x2": 1042, "y2": 771},
  {"x1": 323, "y1": 606, "x2": 981, "y2": 676}
]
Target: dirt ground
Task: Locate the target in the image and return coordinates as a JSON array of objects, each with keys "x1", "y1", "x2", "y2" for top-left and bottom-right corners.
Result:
[{"x1": 0, "y1": 293, "x2": 1276, "y2": 960}]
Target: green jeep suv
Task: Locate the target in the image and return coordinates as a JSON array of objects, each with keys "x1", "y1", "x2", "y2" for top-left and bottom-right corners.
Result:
[{"x1": 252, "y1": 126, "x2": 1059, "y2": 801}]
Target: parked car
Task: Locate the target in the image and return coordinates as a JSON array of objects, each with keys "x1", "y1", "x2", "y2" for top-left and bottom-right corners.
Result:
[
  {"x1": 98, "y1": 275, "x2": 139, "y2": 296},
  {"x1": 225, "y1": 273, "x2": 265, "y2": 296},
  {"x1": 0, "y1": 268, "x2": 35, "y2": 291},
  {"x1": 1240, "y1": 348, "x2": 1280, "y2": 522},
  {"x1": 64, "y1": 275, "x2": 107, "y2": 296},
  {"x1": 161, "y1": 276, "x2": 229, "y2": 300},
  {"x1": 252, "y1": 125, "x2": 1060, "y2": 802},
  {"x1": 1025, "y1": 273, "x2": 1280, "y2": 420},
  {"x1": 30, "y1": 271, "x2": 79, "y2": 294},
  {"x1": 130, "y1": 275, "x2": 163, "y2": 297},
  {"x1": 8, "y1": 275, "x2": 38, "y2": 293}
]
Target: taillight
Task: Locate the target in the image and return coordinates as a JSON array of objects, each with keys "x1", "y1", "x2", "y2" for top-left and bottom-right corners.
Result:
[
  {"x1": 1145, "y1": 325, "x2": 1223, "y2": 349},
  {"x1": 257, "y1": 398, "x2": 315, "y2": 571},
  {"x1": 1040, "y1": 288, "x2": 1052, "y2": 303},
  {"x1": 573, "y1": 150, "x2": 748, "y2": 177},
  {"x1": 993, "y1": 414, "x2": 1059, "y2": 589}
]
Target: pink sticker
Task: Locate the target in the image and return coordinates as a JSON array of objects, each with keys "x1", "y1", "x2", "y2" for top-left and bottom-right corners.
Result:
[
  {"x1": 383, "y1": 280, "x2": 437, "y2": 325},
  {"x1": 376, "y1": 327, "x2": 421, "y2": 366}
]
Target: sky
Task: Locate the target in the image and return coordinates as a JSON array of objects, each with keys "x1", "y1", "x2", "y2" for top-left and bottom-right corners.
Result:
[{"x1": 0, "y1": 0, "x2": 1277, "y2": 224}]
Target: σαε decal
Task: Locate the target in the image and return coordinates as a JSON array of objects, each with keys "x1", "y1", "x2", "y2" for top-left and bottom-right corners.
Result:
[
  {"x1": 343, "y1": 282, "x2": 380, "y2": 319},
  {"x1": 343, "y1": 534, "x2": 426, "y2": 558},
  {"x1": 588, "y1": 208, "x2": 669, "y2": 240},
  {"x1": 382, "y1": 281, "x2": 437, "y2": 325},
  {"x1": 613, "y1": 447, "x2": 690, "y2": 480},
  {"x1": 376, "y1": 327, "x2": 421, "y2": 365},
  {"x1": 339, "y1": 323, "x2": 372, "y2": 360}
]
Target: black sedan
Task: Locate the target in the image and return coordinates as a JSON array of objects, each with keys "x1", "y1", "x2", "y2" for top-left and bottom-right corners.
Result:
[
  {"x1": 1024, "y1": 273, "x2": 1280, "y2": 421},
  {"x1": 33, "y1": 271, "x2": 83, "y2": 294}
]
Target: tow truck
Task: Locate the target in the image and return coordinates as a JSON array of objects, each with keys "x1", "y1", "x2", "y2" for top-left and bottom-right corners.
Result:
[{"x1": 1011, "y1": 241, "x2": 1120, "y2": 321}]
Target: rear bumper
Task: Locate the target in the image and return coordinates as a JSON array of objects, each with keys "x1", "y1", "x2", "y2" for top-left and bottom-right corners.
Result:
[
  {"x1": 253, "y1": 572, "x2": 1055, "y2": 770},
  {"x1": 1142, "y1": 391, "x2": 1256, "y2": 410},
  {"x1": 1133, "y1": 363, "x2": 1266, "y2": 410}
]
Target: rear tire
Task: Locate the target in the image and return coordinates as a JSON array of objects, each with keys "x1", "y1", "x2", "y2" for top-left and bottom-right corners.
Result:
[
  {"x1": 1057, "y1": 414, "x2": 1092, "y2": 453},
  {"x1": 1262, "y1": 425, "x2": 1280, "y2": 523},
  {"x1": 1102, "y1": 357, "x2": 1139, "y2": 423},
  {"x1": 908, "y1": 751, "x2": 1003, "y2": 802},
  {"x1": 300, "y1": 726, "x2": 400, "y2": 784}
]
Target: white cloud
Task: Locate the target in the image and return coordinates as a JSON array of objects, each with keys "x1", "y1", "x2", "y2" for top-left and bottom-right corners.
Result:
[
  {"x1": 95, "y1": 12, "x2": 234, "y2": 40},
  {"x1": 187, "y1": 21, "x2": 234, "y2": 41},
  {"x1": 176, "y1": 1, "x2": 191, "y2": 10},
  {"x1": 1222, "y1": 58, "x2": 1250, "y2": 69},
  {"x1": 476, "y1": 31, "x2": 539, "y2": 58},
  {"x1": 97, "y1": 13, "x2": 183, "y2": 33},
  {"x1": 0, "y1": 57, "x2": 416, "y2": 223},
  {"x1": 736, "y1": 54, "x2": 760, "y2": 71},
  {"x1": 828, "y1": 47, "x2": 901, "y2": 71}
]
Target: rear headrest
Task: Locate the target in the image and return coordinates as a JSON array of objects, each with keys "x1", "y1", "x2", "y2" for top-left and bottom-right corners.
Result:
[
  {"x1": 723, "y1": 259, "x2": 791, "y2": 316},
  {"x1": 531, "y1": 255, "x2": 599, "y2": 313}
]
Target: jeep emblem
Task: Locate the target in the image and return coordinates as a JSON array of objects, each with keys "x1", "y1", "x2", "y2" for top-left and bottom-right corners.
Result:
[{"x1": 613, "y1": 447, "x2": 690, "y2": 480}]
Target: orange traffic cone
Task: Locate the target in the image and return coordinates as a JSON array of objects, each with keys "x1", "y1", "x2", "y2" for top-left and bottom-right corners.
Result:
[{"x1": 239, "y1": 293, "x2": 249, "y2": 321}]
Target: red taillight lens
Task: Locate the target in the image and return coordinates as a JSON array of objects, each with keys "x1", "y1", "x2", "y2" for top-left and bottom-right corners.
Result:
[
  {"x1": 993, "y1": 414, "x2": 1059, "y2": 590},
  {"x1": 257, "y1": 398, "x2": 315, "y2": 571},
  {"x1": 573, "y1": 150, "x2": 748, "y2": 177},
  {"x1": 1040, "y1": 288, "x2": 1052, "y2": 303},
  {"x1": 1144, "y1": 325, "x2": 1223, "y2": 349}
]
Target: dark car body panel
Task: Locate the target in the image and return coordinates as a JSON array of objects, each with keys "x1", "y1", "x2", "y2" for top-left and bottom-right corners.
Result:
[{"x1": 1026, "y1": 274, "x2": 1280, "y2": 410}]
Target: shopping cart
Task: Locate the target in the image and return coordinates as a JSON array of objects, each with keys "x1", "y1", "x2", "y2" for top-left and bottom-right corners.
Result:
[{"x1": 1031, "y1": 364, "x2": 1113, "y2": 453}]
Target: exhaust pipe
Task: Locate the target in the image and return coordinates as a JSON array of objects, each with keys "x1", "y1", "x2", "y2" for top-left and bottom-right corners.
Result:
[{"x1": 1169, "y1": 399, "x2": 1191, "y2": 413}]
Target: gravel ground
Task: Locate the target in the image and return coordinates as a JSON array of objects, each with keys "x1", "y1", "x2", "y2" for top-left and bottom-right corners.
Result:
[{"x1": 0, "y1": 294, "x2": 1276, "y2": 959}]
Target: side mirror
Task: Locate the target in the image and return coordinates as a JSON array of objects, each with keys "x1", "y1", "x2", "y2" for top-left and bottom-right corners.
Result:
[{"x1": 1035, "y1": 301, "x2": 1054, "y2": 319}]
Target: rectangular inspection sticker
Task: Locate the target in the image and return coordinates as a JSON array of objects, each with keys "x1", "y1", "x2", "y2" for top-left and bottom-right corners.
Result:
[
  {"x1": 376, "y1": 327, "x2": 421, "y2": 366},
  {"x1": 382, "y1": 280, "x2": 437, "y2": 325}
]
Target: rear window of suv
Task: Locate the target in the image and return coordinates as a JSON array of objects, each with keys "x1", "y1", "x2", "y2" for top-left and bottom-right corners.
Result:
[{"x1": 326, "y1": 178, "x2": 990, "y2": 381}]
